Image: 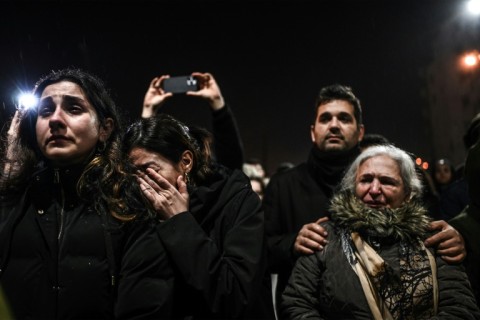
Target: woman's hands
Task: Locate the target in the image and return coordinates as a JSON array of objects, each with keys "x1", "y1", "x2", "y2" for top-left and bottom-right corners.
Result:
[
  {"x1": 137, "y1": 168, "x2": 189, "y2": 220},
  {"x1": 142, "y1": 75, "x2": 173, "y2": 118},
  {"x1": 142, "y1": 72, "x2": 226, "y2": 119}
]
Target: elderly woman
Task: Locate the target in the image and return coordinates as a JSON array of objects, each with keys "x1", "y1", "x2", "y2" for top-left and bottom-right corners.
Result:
[{"x1": 281, "y1": 144, "x2": 480, "y2": 319}]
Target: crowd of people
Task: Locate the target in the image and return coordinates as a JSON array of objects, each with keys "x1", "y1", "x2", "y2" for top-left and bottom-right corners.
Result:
[{"x1": 0, "y1": 67, "x2": 479, "y2": 319}]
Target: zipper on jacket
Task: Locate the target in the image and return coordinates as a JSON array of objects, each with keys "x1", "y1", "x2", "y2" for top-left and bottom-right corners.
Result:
[{"x1": 54, "y1": 168, "x2": 65, "y2": 240}]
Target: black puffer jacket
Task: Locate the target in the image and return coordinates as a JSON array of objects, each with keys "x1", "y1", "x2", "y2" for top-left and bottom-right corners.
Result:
[
  {"x1": 281, "y1": 194, "x2": 480, "y2": 319},
  {"x1": 156, "y1": 166, "x2": 275, "y2": 319},
  {"x1": 0, "y1": 165, "x2": 175, "y2": 319}
]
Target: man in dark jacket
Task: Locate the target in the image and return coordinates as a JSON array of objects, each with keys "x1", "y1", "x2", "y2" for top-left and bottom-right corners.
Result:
[
  {"x1": 450, "y1": 140, "x2": 480, "y2": 307},
  {"x1": 264, "y1": 84, "x2": 468, "y2": 313}
]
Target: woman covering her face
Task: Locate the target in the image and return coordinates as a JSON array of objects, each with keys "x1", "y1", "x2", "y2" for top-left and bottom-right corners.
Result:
[
  {"x1": 281, "y1": 144, "x2": 480, "y2": 319},
  {"x1": 123, "y1": 114, "x2": 275, "y2": 320},
  {"x1": 0, "y1": 68, "x2": 174, "y2": 318}
]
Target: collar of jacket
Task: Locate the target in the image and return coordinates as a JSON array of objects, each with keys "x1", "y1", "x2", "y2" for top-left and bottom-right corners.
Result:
[
  {"x1": 329, "y1": 191, "x2": 432, "y2": 242},
  {"x1": 307, "y1": 145, "x2": 360, "y2": 198},
  {"x1": 30, "y1": 162, "x2": 87, "y2": 208}
]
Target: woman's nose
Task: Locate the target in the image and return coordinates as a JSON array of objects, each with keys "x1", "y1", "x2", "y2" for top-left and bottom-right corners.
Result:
[
  {"x1": 49, "y1": 108, "x2": 66, "y2": 130},
  {"x1": 369, "y1": 180, "x2": 382, "y2": 195}
]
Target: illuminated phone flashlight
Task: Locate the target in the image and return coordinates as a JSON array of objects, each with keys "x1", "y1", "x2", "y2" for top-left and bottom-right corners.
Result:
[{"x1": 17, "y1": 92, "x2": 38, "y2": 111}]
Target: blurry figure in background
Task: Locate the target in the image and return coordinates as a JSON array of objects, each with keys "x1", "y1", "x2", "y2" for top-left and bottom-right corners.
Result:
[
  {"x1": 441, "y1": 112, "x2": 480, "y2": 220},
  {"x1": 142, "y1": 72, "x2": 244, "y2": 171},
  {"x1": 250, "y1": 176, "x2": 266, "y2": 200},
  {"x1": 450, "y1": 140, "x2": 480, "y2": 308},
  {"x1": 243, "y1": 157, "x2": 269, "y2": 185},
  {"x1": 431, "y1": 158, "x2": 455, "y2": 197},
  {"x1": 123, "y1": 113, "x2": 276, "y2": 319},
  {"x1": 0, "y1": 68, "x2": 174, "y2": 318},
  {"x1": 281, "y1": 145, "x2": 480, "y2": 319},
  {"x1": 358, "y1": 132, "x2": 390, "y2": 151},
  {"x1": 244, "y1": 158, "x2": 270, "y2": 201},
  {"x1": 414, "y1": 158, "x2": 442, "y2": 220}
]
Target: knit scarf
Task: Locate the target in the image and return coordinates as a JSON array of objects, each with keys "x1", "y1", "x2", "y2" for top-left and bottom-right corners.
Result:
[
  {"x1": 331, "y1": 193, "x2": 438, "y2": 319},
  {"x1": 307, "y1": 146, "x2": 360, "y2": 198}
]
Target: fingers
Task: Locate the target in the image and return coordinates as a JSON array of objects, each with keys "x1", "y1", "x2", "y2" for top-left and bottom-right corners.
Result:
[
  {"x1": 137, "y1": 176, "x2": 159, "y2": 204},
  {"x1": 145, "y1": 168, "x2": 175, "y2": 190},
  {"x1": 439, "y1": 253, "x2": 465, "y2": 264},
  {"x1": 293, "y1": 222, "x2": 329, "y2": 256},
  {"x1": 152, "y1": 75, "x2": 170, "y2": 88},
  {"x1": 177, "y1": 175, "x2": 188, "y2": 197},
  {"x1": 428, "y1": 219, "x2": 447, "y2": 228},
  {"x1": 424, "y1": 220, "x2": 454, "y2": 247},
  {"x1": 424, "y1": 222, "x2": 467, "y2": 263},
  {"x1": 315, "y1": 216, "x2": 329, "y2": 225}
]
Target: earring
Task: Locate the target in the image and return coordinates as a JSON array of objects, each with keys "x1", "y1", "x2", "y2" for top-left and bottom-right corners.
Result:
[{"x1": 184, "y1": 171, "x2": 191, "y2": 185}]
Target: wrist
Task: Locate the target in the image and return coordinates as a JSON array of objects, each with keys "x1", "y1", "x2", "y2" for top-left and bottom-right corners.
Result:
[{"x1": 210, "y1": 97, "x2": 225, "y2": 111}]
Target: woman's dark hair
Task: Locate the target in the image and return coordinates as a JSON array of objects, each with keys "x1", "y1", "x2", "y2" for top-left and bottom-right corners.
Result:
[
  {"x1": 1, "y1": 68, "x2": 149, "y2": 221},
  {"x1": 123, "y1": 114, "x2": 215, "y2": 186}
]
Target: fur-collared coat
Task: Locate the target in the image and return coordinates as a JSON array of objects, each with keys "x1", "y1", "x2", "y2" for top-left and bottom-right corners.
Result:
[{"x1": 280, "y1": 193, "x2": 480, "y2": 319}]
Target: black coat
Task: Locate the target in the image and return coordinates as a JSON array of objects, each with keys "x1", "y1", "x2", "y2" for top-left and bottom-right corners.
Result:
[
  {"x1": 211, "y1": 104, "x2": 244, "y2": 171},
  {"x1": 156, "y1": 167, "x2": 275, "y2": 319},
  {"x1": 450, "y1": 203, "x2": 480, "y2": 309},
  {"x1": 0, "y1": 165, "x2": 175, "y2": 319},
  {"x1": 264, "y1": 147, "x2": 360, "y2": 300}
]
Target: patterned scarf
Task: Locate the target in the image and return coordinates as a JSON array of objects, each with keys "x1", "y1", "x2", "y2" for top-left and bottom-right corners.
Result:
[{"x1": 332, "y1": 193, "x2": 438, "y2": 319}]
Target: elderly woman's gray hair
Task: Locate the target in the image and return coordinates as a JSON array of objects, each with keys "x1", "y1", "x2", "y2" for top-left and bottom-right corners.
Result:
[{"x1": 339, "y1": 144, "x2": 423, "y2": 199}]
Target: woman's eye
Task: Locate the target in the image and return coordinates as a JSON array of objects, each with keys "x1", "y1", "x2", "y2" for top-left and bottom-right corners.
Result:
[
  {"x1": 68, "y1": 105, "x2": 83, "y2": 114},
  {"x1": 38, "y1": 106, "x2": 53, "y2": 116}
]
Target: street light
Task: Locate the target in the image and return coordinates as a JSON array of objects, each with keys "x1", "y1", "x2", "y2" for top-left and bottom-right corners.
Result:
[
  {"x1": 463, "y1": 51, "x2": 480, "y2": 67},
  {"x1": 467, "y1": 0, "x2": 480, "y2": 15}
]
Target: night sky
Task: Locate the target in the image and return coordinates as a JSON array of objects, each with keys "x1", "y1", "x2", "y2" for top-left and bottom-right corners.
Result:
[{"x1": 1, "y1": 1, "x2": 476, "y2": 174}]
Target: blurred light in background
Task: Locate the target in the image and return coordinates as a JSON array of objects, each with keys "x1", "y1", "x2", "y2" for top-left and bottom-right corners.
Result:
[
  {"x1": 17, "y1": 92, "x2": 37, "y2": 110},
  {"x1": 463, "y1": 51, "x2": 479, "y2": 66},
  {"x1": 467, "y1": 0, "x2": 480, "y2": 15}
]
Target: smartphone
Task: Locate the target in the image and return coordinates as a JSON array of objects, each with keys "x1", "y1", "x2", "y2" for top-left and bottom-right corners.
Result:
[{"x1": 162, "y1": 75, "x2": 199, "y2": 94}]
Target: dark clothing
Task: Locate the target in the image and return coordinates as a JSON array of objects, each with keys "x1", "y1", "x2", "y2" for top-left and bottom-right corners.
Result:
[
  {"x1": 212, "y1": 104, "x2": 244, "y2": 171},
  {"x1": 156, "y1": 166, "x2": 275, "y2": 319},
  {"x1": 281, "y1": 223, "x2": 480, "y2": 319},
  {"x1": 450, "y1": 203, "x2": 480, "y2": 308},
  {"x1": 264, "y1": 146, "x2": 360, "y2": 301},
  {"x1": 281, "y1": 195, "x2": 480, "y2": 319},
  {"x1": 446, "y1": 141, "x2": 480, "y2": 308},
  {"x1": 0, "y1": 165, "x2": 174, "y2": 319},
  {"x1": 440, "y1": 178, "x2": 469, "y2": 220}
]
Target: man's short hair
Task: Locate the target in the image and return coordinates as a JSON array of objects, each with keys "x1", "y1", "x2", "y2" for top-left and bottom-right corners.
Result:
[{"x1": 314, "y1": 84, "x2": 363, "y2": 126}]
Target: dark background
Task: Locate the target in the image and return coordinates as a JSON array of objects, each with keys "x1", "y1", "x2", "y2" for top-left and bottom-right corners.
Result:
[{"x1": 1, "y1": 0, "x2": 478, "y2": 174}]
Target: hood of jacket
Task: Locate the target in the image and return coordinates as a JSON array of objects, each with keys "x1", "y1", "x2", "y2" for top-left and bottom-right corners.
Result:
[
  {"x1": 329, "y1": 192, "x2": 432, "y2": 242},
  {"x1": 189, "y1": 166, "x2": 253, "y2": 226}
]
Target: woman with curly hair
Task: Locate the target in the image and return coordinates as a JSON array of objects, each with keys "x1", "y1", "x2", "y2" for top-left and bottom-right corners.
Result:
[{"x1": 0, "y1": 68, "x2": 174, "y2": 319}]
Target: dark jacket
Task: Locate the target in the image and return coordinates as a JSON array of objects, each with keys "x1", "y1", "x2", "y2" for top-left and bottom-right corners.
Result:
[
  {"x1": 450, "y1": 203, "x2": 480, "y2": 308},
  {"x1": 449, "y1": 141, "x2": 480, "y2": 308},
  {"x1": 281, "y1": 195, "x2": 480, "y2": 319},
  {"x1": 156, "y1": 166, "x2": 275, "y2": 319},
  {"x1": 212, "y1": 104, "x2": 244, "y2": 171},
  {"x1": 0, "y1": 165, "x2": 175, "y2": 319},
  {"x1": 263, "y1": 147, "x2": 360, "y2": 300}
]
